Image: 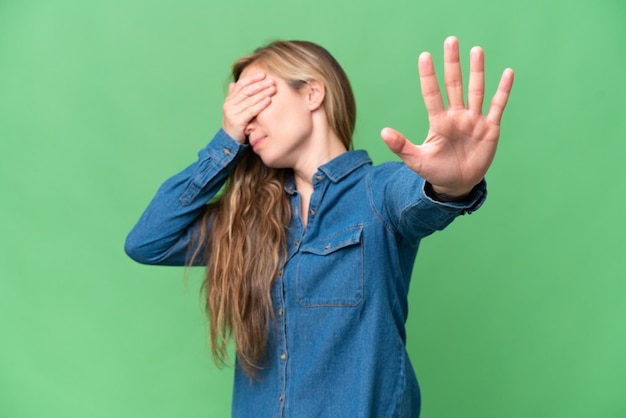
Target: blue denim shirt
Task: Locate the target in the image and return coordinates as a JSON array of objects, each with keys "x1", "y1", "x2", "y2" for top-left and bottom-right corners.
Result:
[{"x1": 125, "y1": 129, "x2": 486, "y2": 418}]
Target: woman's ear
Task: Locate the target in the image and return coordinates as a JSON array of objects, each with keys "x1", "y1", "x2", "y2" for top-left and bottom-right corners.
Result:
[{"x1": 305, "y1": 80, "x2": 325, "y2": 111}]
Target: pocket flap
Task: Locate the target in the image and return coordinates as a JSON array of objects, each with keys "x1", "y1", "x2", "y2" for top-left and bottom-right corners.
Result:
[{"x1": 301, "y1": 224, "x2": 363, "y2": 256}]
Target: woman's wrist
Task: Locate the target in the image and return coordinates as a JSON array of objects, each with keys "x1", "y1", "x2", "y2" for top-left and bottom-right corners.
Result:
[{"x1": 426, "y1": 182, "x2": 473, "y2": 202}]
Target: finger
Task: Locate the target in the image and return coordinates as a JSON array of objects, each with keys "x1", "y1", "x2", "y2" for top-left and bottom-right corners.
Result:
[
  {"x1": 235, "y1": 71, "x2": 266, "y2": 86},
  {"x1": 443, "y1": 36, "x2": 465, "y2": 109},
  {"x1": 419, "y1": 52, "x2": 445, "y2": 115},
  {"x1": 232, "y1": 77, "x2": 275, "y2": 106},
  {"x1": 230, "y1": 71, "x2": 268, "y2": 99},
  {"x1": 487, "y1": 68, "x2": 515, "y2": 126},
  {"x1": 467, "y1": 47, "x2": 485, "y2": 114},
  {"x1": 380, "y1": 127, "x2": 422, "y2": 168},
  {"x1": 235, "y1": 84, "x2": 275, "y2": 115},
  {"x1": 240, "y1": 95, "x2": 272, "y2": 121}
]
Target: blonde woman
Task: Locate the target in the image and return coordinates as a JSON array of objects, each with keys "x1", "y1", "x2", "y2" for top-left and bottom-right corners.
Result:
[{"x1": 125, "y1": 37, "x2": 514, "y2": 417}]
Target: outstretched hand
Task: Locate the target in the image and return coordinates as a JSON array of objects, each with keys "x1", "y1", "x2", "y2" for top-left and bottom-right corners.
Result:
[{"x1": 381, "y1": 36, "x2": 514, "y2": 199}]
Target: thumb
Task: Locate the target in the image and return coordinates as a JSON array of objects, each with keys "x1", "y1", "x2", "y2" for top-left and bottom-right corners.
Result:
[{"x1": 380, "y1": 127, "x2": 421, "y2": 162}]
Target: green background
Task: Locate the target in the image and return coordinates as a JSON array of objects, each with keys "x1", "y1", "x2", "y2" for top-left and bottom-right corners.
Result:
[{"x1": 1, "y1": 0, "x2": 624, "y2": 417}]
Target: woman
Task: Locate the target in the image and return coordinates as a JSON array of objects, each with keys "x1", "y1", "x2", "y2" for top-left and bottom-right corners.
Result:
[{"x1": 125, "y1": 37, "x2": 514, "y2": 417}]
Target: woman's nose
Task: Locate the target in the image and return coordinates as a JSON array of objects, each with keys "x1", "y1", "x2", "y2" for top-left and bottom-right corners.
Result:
[{"x1": 244, "y1": 119, "x2": 256, "y2": 136}]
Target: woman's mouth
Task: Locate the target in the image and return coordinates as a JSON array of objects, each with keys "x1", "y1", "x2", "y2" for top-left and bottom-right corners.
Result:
[{"x1": 250, "y1": 136, "x2": 266, "y2": 150}]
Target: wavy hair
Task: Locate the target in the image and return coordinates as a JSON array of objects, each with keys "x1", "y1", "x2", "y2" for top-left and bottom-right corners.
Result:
[{"x1": 192, "y1": 40, "x2": 356, "y2": 377}]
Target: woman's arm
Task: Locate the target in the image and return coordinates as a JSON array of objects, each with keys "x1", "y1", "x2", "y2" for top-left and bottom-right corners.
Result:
[
  {"x1": 124, "y1": 129, "x2": 248, "y2": 266},
  {"x1": 368, "y1": 162, "x2": 486, "y2": 245},
  {"x1": 125, "y1": 70, "x2": 277, "y2": 266}
]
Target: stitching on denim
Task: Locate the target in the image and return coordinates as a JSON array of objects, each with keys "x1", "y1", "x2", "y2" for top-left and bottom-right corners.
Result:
[
  {"x1": 295, "y1": 224, "x2": 364, "y2": 308},
  {"x1": 365, "y1": 171, "x2": 400, "y2": 241}
]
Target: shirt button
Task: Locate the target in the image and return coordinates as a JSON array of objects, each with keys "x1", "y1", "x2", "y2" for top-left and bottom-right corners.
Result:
[
  {"x1": 279, "y1": 395, "x2": 284, "y2": 403},
  {"x1": 294, "y1": 240, "x2": 300, "y2": 247},
  {"x1": 278, "y1": 308, "x2": 284, "y2": 316},
  {"x1": 280, "y1": 353, "x2": 286, "y2": 361},
  {"x1": 223, "y1": 148, "x2": 231, "y2": 155},
  {"x1": 315, "y1": 174, "x2": 323, "y2": 181},
  {"x1": 309, "y1": 208, "x2": 316, "y2": 216}
]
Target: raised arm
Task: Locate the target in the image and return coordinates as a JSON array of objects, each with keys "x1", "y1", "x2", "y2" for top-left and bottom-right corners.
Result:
[
  {"x1": 124, "y1": 130, "x2": 247, "y2": 266},
  {"x1": 125, "y1": 71, "x2": 277, "y2": 266}
]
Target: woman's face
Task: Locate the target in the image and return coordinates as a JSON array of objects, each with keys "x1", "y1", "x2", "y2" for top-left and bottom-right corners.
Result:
[{"x1": 241, "y1": 64, "x2": 316, "y2": 169}]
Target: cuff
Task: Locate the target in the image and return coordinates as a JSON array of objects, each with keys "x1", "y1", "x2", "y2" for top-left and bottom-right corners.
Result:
[
  {"x1": 421, "y1": 179, "x2": 487, "y2": 215},
  {"x1": 204, "y1": 128, "x2": 249, "y2": 167}
]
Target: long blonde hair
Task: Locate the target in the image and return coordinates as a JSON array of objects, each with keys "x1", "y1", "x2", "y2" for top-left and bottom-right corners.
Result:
[{"x1": 192, "y1": 40, "x2": 356, "y2": 377}]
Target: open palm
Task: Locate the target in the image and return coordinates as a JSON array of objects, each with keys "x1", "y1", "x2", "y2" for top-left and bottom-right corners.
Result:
[{"x1": 382, "y1": 36, "x2": 514, "y2": 198}]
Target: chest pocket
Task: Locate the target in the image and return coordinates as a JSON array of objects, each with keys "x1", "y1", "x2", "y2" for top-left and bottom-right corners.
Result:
[{"x1": 296, "y1": 224, "x2": 364, "y2": 307}]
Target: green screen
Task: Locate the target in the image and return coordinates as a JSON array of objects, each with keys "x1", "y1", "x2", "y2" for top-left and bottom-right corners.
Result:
[{"x1": 1, "y1": 0, "x2": 624, "y2": 417}]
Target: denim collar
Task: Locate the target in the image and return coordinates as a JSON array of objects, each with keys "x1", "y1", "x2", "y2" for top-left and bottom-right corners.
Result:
[
  {"x1": 284, "y1": 150, "x2": 371, "y2": 194},
  {"x1": 318, "y1": 150, "x2": 371, "y2": 183}
]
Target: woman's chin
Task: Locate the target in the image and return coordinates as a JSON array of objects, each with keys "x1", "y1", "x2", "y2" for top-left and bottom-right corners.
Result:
[{"x1": 258, "y1": 154, "x2": 290, "y2": 170}]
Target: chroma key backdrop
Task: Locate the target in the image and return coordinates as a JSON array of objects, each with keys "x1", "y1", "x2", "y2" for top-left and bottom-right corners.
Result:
[{"x1": 1, "y1": 0, "x2": 624, "y2": 417}]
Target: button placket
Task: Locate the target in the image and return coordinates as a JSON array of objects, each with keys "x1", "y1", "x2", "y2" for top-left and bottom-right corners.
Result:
[
  {"x1": 307, "y1": 171, "x2": 327, "y2": 223},
  {"x1": 275, "y1": 270, "x2": 288, "y2": 417}
]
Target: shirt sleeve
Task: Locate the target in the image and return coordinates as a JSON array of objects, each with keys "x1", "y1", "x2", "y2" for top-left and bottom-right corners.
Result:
[
  {"x1": 372, "y1": 163, "x2": 487, "y2": 245},
  {"x1": 124, "y1": 129, "x2": 248, "y2": 266}
]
